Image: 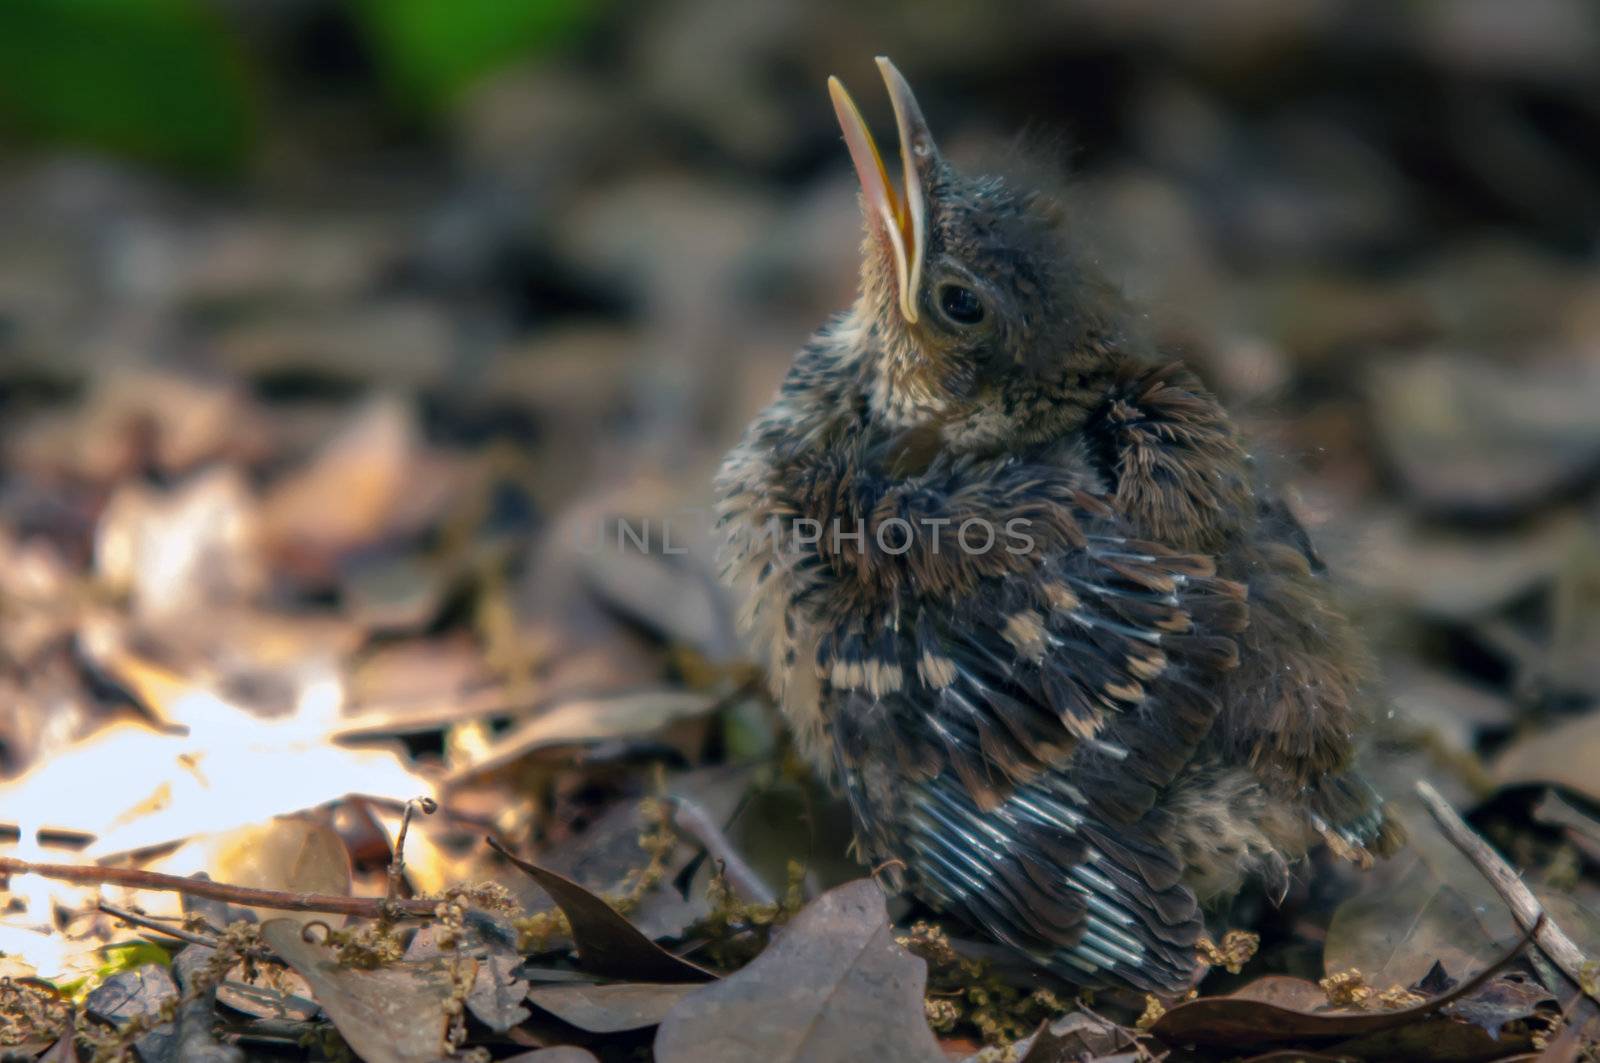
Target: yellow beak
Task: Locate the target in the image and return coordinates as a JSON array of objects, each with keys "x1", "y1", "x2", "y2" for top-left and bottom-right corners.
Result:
[{"x1": 829, "y1": 57, "x2": 933, "y2": 324}]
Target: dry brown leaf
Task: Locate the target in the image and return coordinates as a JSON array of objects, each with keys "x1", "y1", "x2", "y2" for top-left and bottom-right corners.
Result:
[
  {"x1": 1369, "y1": 353, "x2": 1600, "y2": 520},
  {"x1": 1341, "y1": 508, "x2": 1588, "y2": 620},
  {"x1": 203, "y1": 814, "x2": 353, "y2": 926},
  {"x1": 526, "y1": 982, "x2": 698, "y2": 1033},
  {"x1": 653, "y1": 879, "x2": 943, "y2": 1063},
  {"x1": 1493, "y1": 712, "x2": 1600, "y2": 805},
  {"x1": 11, "y1": 367, "x2": 263, "y2": 483},
  {"x1": 1324, "y1": 806, "x2": 1519, "y2": 988},
  {"x1": 500, "y1": 1049, "x2": 600, "y2": 1063},
  {"x1": 491, "y1": 839, "x2": 714, "y2": 983},
  {"x1": 1150, "y1": 923, "x2": 1537, "y2": 1054},
  {"x1": 443, "y1": 691, "x2": 718, "y2": 786},
  {"x1": 260, "y1": 395, "x2": 457, "y2": 570},
  {"x1": 261, "y1": 919, "x2": 463, "y2": 1063}
]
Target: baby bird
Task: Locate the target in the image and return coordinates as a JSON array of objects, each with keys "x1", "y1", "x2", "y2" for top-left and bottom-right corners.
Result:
[{"x1": 715, "y1": 58, "x2": 1401, "y2": 994}]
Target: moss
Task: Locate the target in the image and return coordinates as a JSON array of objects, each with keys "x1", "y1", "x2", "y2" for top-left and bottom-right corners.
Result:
[
  {"x1": 75, "y1": 921, "x2": 268, "y2": 1061},
  {"x1": 1197, "y1": 929, "x2": 1260, "y2": 975},
  {"x1": 513, "y1": 792, "x2": 680, "y2": 955},
  {"x1": 897, "y1": 921, "x2": 1073, "y2": 1045},
  {"x1": 1319, "y1": 968, "x2": 1424, "y2": 1010},
  {"x1": 686, "y1": 859, "x2": 807, "y2": 970},
  {"x1": 0, "y1": 978, "x2": 70, "y2": 1047}
]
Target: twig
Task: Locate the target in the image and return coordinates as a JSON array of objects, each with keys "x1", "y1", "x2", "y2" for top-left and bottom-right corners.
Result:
[
  {"x1": 0, "y1": 856, "x2": 440, "y2": 918},
  {"x1": 668, "y1": 796, "x2": 775, "y2": 906},
  {"x1": 1414, "y1": 779, "x2": 1600, "y2": 1005},
  {"x1": 98, "y1": 902, "x2": 220, "y2": 949},
  {"x1": 386, "y1": 796, "x2": 438, "y2": 902}
]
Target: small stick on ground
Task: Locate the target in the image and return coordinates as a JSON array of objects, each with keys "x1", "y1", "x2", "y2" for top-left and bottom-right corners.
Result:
[
  {"x1": 0, "y1": 856, "x2": 440, "y2": 918},
  {"x1": 98, "y1": 902, "x2": 220, "y2": 949},
  {"x1": 1415, "y1": 779, "x2": 1600, "y2": 1005},
  {"x1": 668, "y1": 796, "x2": 775, "y2": 906},
  {"x1": 387, "y1": 796, "x2": 438, "y2": 902}
]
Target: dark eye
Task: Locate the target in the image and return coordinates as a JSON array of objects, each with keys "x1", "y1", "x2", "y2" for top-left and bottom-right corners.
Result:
[{"x1": 937, "y1": 284, "x2": 984, "y2": 326}]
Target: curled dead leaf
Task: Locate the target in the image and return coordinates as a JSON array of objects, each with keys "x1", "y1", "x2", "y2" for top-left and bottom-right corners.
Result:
[
  {"x1": 1150, "y1": 919, "x2": 1537, "y2": 1052},
  {"x1": 488, "y1": 837, "x2": 714, "y2": 983}
]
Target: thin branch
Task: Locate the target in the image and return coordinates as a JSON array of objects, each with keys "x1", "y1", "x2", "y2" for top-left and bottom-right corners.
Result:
[
  {"x1": 98, "y1": 902, "x2": 220, "y2": 949},
  {"x1": 1414, "y1": 779, "x2": 1600, "y2": 1005},
  {"x1": 668, "y1": 795, "x2": 775, "y2": 906},
  {"x1": 387, "y1": 796, "x2": 438, "y2": 903},
  {"x1": 0, "y1": 856, "x2": 439, "y2": 918}
]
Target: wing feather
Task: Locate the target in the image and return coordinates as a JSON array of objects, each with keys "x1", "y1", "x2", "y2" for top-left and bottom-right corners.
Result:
[{"x1": 823, "y1": 512, "x2": 1246, "y2": 992}]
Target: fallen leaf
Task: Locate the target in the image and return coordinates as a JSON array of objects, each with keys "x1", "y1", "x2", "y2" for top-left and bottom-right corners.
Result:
[
  {"x1": 1326, "y1": 1009, "x2": 1543, "y2": 1061},
  {"x1": 1150, "y1": 922, "x2": 1535, "y2": 1053},
  {"x1": 577, "y1": 536, "x2": 741, "y2": 664},
  {"x1": 203, "y1": 814, "x2": 353, "y2": 927},
  {"x1": 467, "y1": 951, "x2": 533, "y2": 1033},
  {"x1": 13, "y1": 367, "x2": 262, "y2": 484},
  {"x1": 1341, "y1": 509, "x2": 1587, "y2": 621},
  {"x1": 259, "y1": 395, "x2": 457, "y2": 575},
  {"x1": 1369, "y1": 353, "x2": 1600, "y2": 520},
  {"x1": 1441, "y1": 972, "x2": 1554, "y2": 1039},
  {"x1": 1492, "y1": 712, "x2": 1600, "y2": 805},
  {"x1": 260, "y1": 919, "x2": 462, "y2": 1063},
  {"x1": 1383, "y1": 663, "x2": 1515, "y2": 755},
  {"x1": 344, "y1": 635, "x2": 498, "y2": 714},
  {"x1": 444, "y1": 691, "x2": 718, "y2": 786},
  {"x1": 1536, "y1": 888, "x2": 1600, "y2": 965},
  {"x1": 1009, "y1": 1011, "x2": 1137, "y2": 1062},
  {"x1": 84, "y1": 964, "x2": 178, "y2": 1062},
  {"x1": 405, "y1": 920, "x2": 531, "y2": 1033},
  {"x1": 1227, "y1": 975, "x2": 1333, "y2": 1010},
  {"x1": 214, "y1": 974, "x2": 319, "y2": 1022},
  {"x1": 510, "y1": 966, "x2": 599, "y2": 984},
  {"x1": 489, "y1": 839, "x2": 713, "y2": 983},
  {"x1": 1324, "y1": 806, "x2": 1518, "y2": 987},
  {"x1": 527, "y1": 982, "x2": 699, "y2": 1033},
  {"x1": 337, "y1": 549, "x2": 450, "y2": 633},
  {"x1": 500, "y1": 1050, "x2": 600, "y2": 1063},
  {"x1": 653, "y1": 879, "x2": 944, "y2": 1063},
  {"x1": 1533, "y1": 789, "x2": 1600, "y2": 863},
  {"x1": 35, "y1": 1013, "x2": 80, "y2": 1063},
  {"x1": 518, "y1": 763, "x2": 761, "y2": 943}
]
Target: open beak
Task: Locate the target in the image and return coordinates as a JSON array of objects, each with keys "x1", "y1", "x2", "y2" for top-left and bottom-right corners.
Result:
[{"x1": 829, "y1": 57, "x2": 935, "y2": 324}]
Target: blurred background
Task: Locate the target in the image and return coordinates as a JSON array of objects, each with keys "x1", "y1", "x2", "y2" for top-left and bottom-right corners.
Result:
[{"x1": 3, "y1": 0, "x2": 1600, "y2": 1016}]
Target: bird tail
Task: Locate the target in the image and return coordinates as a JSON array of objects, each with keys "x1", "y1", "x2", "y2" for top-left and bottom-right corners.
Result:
[{"x1": 1307, "y1": 771, "x2": 1405, "y2": 868}]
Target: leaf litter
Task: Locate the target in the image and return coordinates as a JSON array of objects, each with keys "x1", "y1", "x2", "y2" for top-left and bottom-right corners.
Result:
[{"x1": 4, "y1": 6, "x2": 1600, "y2": 1061}]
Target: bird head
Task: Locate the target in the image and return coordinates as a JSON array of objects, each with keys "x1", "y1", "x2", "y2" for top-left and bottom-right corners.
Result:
[{"x1": 830, "y1": 59, "x2": 1126, "y2": 442}]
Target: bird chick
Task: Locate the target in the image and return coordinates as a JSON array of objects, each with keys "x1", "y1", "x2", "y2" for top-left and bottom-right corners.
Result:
[{"x1": 715, "y1": 58, "x2": 1401, "y2": 994}]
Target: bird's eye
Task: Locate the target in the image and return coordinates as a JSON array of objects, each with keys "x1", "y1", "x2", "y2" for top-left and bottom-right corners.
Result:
[{"x1": 937, "y1": 284, "x2": 985, "y2": 326}]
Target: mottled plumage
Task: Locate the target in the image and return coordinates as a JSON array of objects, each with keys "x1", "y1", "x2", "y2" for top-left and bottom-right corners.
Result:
[{"x1": 715, "y1": 59, "x2": 1401, "y2": 994}]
